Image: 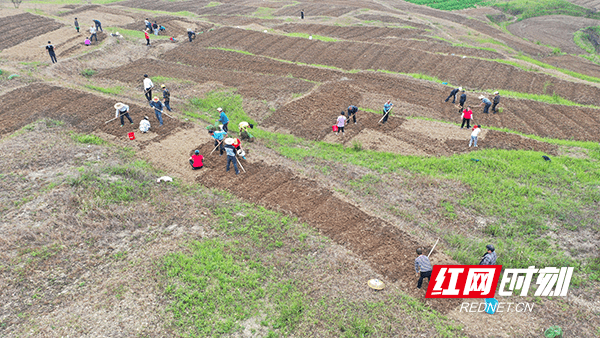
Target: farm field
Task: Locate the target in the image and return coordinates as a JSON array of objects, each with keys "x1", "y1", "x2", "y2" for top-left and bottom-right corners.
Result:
[{"x1": 0, "y1": 0, "x2": 599, "y2": 337}]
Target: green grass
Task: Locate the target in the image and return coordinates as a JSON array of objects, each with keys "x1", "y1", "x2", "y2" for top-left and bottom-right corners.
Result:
[
  {"x1": 490, "y1": 0, "x2": 600, "y2": 21},
  {"x1": 515, "y1": 54, "x2": 600, "y2": 84},
  {"x1": 573, "y1": 26, "x2": 600, "y2": 55},
  {"x1": 189, "y1": 90, "x2": 600, "y2": 281},
  {"x1": 150, "y1": 76, "x2": 194, "y2": 85},
  {"x1": 80, "y1": 69, "x2": 96, "y2": 78},
  {"x1": 400, "y1": 0, "x2": 484, "y2": 10},
  {"x1": 187, "y1": 90, "x2": 254, "y2": 128},
  {"x1": 69, "y1": 132, "x2": 107, "y2": 145},
  {"x1": 253, "y1": 7, "x2": 276, "y2": 19},
  {"x1": 84, "y1": 84, "x2": 124, "y2": 95},
  {"x1": 205, "y1": 1, "x2": 220, "y2": 7},
  {"x1": 282, "y1": 32, "x2": 338, "y2": 42}
]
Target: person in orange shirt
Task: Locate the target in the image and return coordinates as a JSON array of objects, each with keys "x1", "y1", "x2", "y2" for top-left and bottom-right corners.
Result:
[{"x1": 189, "y1": 150, "x2": 203, "y2": 170}]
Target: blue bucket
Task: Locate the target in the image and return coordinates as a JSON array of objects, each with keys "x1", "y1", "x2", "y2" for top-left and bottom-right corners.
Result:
[{"x1": 485, "y1": 298, "x2": 498, "y2": 314}]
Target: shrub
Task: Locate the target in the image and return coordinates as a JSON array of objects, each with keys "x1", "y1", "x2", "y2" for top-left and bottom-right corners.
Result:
[{"x1": 80, "y1": 69, "x2": 96, "y2": 78}]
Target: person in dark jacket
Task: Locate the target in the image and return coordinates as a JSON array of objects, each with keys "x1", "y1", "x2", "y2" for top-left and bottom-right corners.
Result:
[
  {"x1": 301, "y1": 10, "x2": 304, "y2": 19},
  {"x1": 74, "y1": 18, "x2": 79, "y2": 33},
  {"x1": 149, "y1": 97, "x2": 165, "y2": 126},
  {"x1": 480, "y1": 244, "x2": 497, "y2": 265},
  {"x1": 491, "y1": 91, "x2": 500, "y2": 114},
  {"x1": 93, "y1": 19, "x2": 102, "y2": 32},
  {"x1": 187, "y1": 28, "x2": 196, "y2": 42},
  {"x1": 445, "y1": 87, "x2": 462, "y2": 104},
  {"x1": 347, "y1": 105, "x2": 358, "y2": 124},
  {"x1": 415, "y1": 248, "x2": 433, "y2": 289},
  {"x1": 458, "y1": 89, "x2": 467, "y2": 113},
  {"x1": 152, "y1": 21, "x2": 159, "y2": 35},
  {"x1": 46, "y1": 41, "x2": 57, "y2": 63},
  {"x1": 161, "y1": 84, "x2": 171, "y2": 111}
]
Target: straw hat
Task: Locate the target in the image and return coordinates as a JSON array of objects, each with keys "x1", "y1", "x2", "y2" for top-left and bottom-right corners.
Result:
[
  {"x1": 114, "y1": 102, "x2": 124, "y2": 109},
  {"x1": 494, "y1": 91, "x2": 499, "y2": 95},
  {"x1": 367, "y1": 279, "x2": 385, "y2": 290},
  {"x1": 224, "y1": 138, "x2": 234, "y2": 145},
  {"x1": 217, "y1": 107, "x2": 223, "y2": 112},
  {"x1": 161, "y1": 84, "x2": 166, "y2": 88},
  {"x1": 458, "y1": 87, "x2": 462, "y2": 91},
  {"x1": 153, "y1": 97, "x2": 160, "y2": 102},
  {"x1": 478, "y1": 95, "x2": 485, "y2": 100}
]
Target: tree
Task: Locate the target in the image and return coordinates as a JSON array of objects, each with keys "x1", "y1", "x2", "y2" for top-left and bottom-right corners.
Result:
[{"x1": 11, "y1": 0, "x2": 23, "y2": 8}]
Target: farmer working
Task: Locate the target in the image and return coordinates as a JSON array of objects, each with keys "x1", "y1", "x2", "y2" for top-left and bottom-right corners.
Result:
[
  {"x1": 161, "y1": 84, "x2": 171, "y2": 112},
  {"x1": 480, "y1": 244, "x2": 497, "y2": 265},
  {"x1": 218, "y1": 107, "x2": 229, "y2": 133},
  {"x1": 415, "y1": 248, "x2": 433, "y2": 289},
  {"x1": 189, "y1": 149, "x2": 204, "y2": 170},
  {"x1": 445, "y1": 87, "x2": 462, "y2": 104},
  {"x1": 347, "y1": 105, "x2": 358, "y2": 124},
  {"x1": 491, "y1": 91, "x2": 500, "y2": 114},
  {"x1": 46, "y1": 41, "x2": 57, "y2": 64},
  {"x1": 223, "y1": 138, "x2": 239, "y2": 175},
  {"x1": 382, "y1": 100, "x2": 393, "y2": 124},
  {"x1": 208, "y1": 129, "x2": 227, "y2": 156},
  {"x1": 114, "y1": 102, "x2": 133, "y2": 127},
  {"x1": 149, "y1": 97, "x2": 165, "y2": 126},
  {"x1": 143, "y1": 74, "x2": 153, "y2": 101}
]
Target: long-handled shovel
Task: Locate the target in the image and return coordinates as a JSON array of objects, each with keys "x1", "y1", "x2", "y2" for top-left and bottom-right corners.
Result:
[
  {"x1": 378, "y1": 107, "x2": 393, "y2": 123},
  {"x1": 209, "y1": 140, "x2": 222, "y2": 155},
  {"x1": 104, "y1": 116, "x2": 119, "y2": 124},
  {"x1": 428, "y1": 238, "x2": 440, "y2": 258},
  {"x1": 235, "y1": 156, "x2": 246, "y2": 173}
]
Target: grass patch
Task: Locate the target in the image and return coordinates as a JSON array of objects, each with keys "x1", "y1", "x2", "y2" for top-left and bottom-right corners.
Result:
[
  {"x1": 105, "y1": 27, "x2": 172, "y2": 40},
  {"x1": 150, "y1": 76, "x2": 194, "y2": 85},
  {"x1": 490, "y1": 0, "x2": 600, "y2": 21},
  {"x1": 69, "y1": 132, "x2": 107, "y2": 145},
  {"x1": 515, "y1": 54, "x2": 600, "y2": 84},
  {"x1": 400, "y1": 0, "x2": 483, "y2": 10},
  {"x1": 205, "y1": 1, "x2": 220, "y2": 7},
  {"x1": 253, "y1": 7, "x2": 276, "y2": 19},
  {"x1": 282, "y1": 32, "x2": 338, "y2": 42},
  {"x1": 573, "y1": 26, "x2": 600, "y2": 55},
  {"x1": 80, "y1": 69, "x2": 96, "y2": 78},
  {"x1": 84, "y1": 84, "x2": 124, "y2": 95}
]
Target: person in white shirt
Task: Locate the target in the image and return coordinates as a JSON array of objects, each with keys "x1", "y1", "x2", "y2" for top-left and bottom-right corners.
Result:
[
  {"x1": 469, "y1": 125, "x2": 481, "y2": 147},
  {"x1": 114, "y1": 102, "x2": 133, "y2": 127},
  {"x1": 143, "y1": 74, "x2": 153, "y2": 101},
  {"x1": 89, "y1": 26, "x2": 97, "y2": 42},
  {"x1": 139, "y1": 116, "x2": 151, "y2": 133},
  {"x1": 336, "y1": 111, "x2": 347, "y2": 135}
]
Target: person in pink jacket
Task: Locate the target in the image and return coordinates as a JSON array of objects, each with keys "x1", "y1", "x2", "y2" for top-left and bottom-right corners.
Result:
[{"x1": 336, "y1": 111, "x2": 347, "y2": 135}]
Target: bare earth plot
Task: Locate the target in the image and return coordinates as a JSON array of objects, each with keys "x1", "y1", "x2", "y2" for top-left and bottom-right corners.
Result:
[
  {"x1": 0, "y1": 13, "x2": 63, "y2": 50},
  {"x1": 566, "y1": 0, "x2": 600, "y2": 11},
  {"x1": 508, "y1": 15, "x2": 600, "y2": 54}
]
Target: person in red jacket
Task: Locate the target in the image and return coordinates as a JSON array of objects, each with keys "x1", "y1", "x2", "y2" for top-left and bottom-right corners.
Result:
[
  {"x1": 460, "y1": 106, "x2": 473, "y2": 129},
  {"x1": 231, "y1": 138, "x2": 246, "y2": 159},
  {"x1": 189, "y1": 150, "x2": 203, "y2": 170},
  {"x1": 144, "y1": 29, "x2": 150, "y2": 46}
]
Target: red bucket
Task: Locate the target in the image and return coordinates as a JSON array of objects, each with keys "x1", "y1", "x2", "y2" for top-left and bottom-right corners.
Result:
[
  {"x1": 128, "y1": 132, "x2": 135, "y2": 140},
  {"x1": 332, "y1": 125, "x2": 338, "y2": 132}
]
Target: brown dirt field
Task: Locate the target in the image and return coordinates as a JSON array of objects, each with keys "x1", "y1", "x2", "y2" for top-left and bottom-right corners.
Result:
[
  {"x1": 541, "y1": 54, "x2": 600, "y2": 79},
  {"x1": 508, "y1": 15, "x2": 600, "y2": 55},
  {"x1": 192, "y1": 141, "x2": 461, "y2": 313},
  {"x1": 156, "y1": 44, "x2": 600, "y2": 142},
  {"x1": 110, "y1": 0, "x2": 257, "y2": 15},
  {"x1": 0, "y1": 13, "x2": 63, "y2": 50},
  {"x1": 95, "y1": 58, "x2": 315, "y2": 103},
  {"x1": 200, "y1": 15, "x2": 277, "y2": 26},
  {"x1": 274, "y1": 3, "x2": 358, "y2": 17},
  {"x1": 274, "y1": 22, "x2": 429, "y2": 41},
  {"x1": 193, "y1": 27, "x2": 600, "y2": 106},
  {"x1": 355, "y1": 13, "x2": 431, "y2": 29},
  {"x1": 0, "y1": 83, "x2": 188, "y2": 145},
  {"x1": 121, "y1": 16, "x2": 213, "y2": 40}
]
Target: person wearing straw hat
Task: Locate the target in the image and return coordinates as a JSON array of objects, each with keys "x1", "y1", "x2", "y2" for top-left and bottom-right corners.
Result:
[
  {"x1": 224, "y1": 138, "x2": 239, "y2": 175},
  {"x1": 149, "y1": 97, "x2": 164, "y2": 126},
  {"x1": 114, "y1": 102, "x2": 133, "y2": 127},
  {"x1": 189, "y1": 149, "x2": 204, "y2": 170},
  {"x1": 139, "y1": 116, "x2": 151, "y2": 133},
  {"x1": 479, "y1": 95, "x2": 492, "y2": 114},
  {"x1": 187, "y1": 28, "x2": 196, "y2": 42},
  {"x1": 445, "y1": 86, "x2": 462, "y2": 104},
  {"x1": 415, "y1": 248, "x2": 433, "y2": 289},
  {"x1": 382, "y1": 100, "x2": 393, "y2": 124},
  {"x1": 491, "y1": 91, "x2": 501, "y2": 114},
  {"x1": 161, "y1": 84, "x2": 171, "y2": 112}
]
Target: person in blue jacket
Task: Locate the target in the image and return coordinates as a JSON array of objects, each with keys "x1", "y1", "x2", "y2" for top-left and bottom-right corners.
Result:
[
  {"x1": 208, "y1": 129, "x2": 227, "y2": 156},
  {"x1": 149, "y1": 97, "x2": 165, "y2": 126},
  {"x1": 217, "y1": 107, "x2": 229, "y2": 132},
  {"x1": 479, "y1": 95, "x2": 492, "y2": 114},
  {"x1": 93, "y1": 19, "x2": 102, "y2": 32}
]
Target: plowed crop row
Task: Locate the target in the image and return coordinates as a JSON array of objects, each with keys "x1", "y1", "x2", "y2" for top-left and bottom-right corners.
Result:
[
  {"x1": 121, "y1": 17, "x2": 213, "y2": 39},
  {"x1": 194, "y1": 27, "x2": 600, "y2": 106},
  {"x1": 355, "y1": 14, "x2": 431, "y2": 29},
  {"x1": 0, "y1": 13, "x2": 63, "y2": 50},
  {"x1": 160, "y1": 45, "x2": 600, "y2": 141},
  {"x1": 274, "y1": 23, "x2": 505, "y2": 59},
  {"x1": 111, "y1": 0, "x2": 257, "y2": 16},
  {"x1": 193, "y1": 141, "x2": 461, "y2": 314},
  {"x1": 274, "y1": 3, "x2": 357, "y2": 17},
  {"x1": 0, "y1": 84, "x2": 187, "y2": 144},
  {"x1": 96, "y1": 58, "x2": 315, "y2": 102}
]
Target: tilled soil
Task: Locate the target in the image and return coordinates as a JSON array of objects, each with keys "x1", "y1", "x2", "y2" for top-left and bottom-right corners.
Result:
[
  {"x1": 193, "y1": 141, "x2": 461, "y2": 314},
  {"x1": 355, "y1": 13, "x2": 431, "y2": 29},
  {"x1": 121, "y1": 16, "x2": 213, "y2": 40},
  {"x1": 0, "y1": 13, "x2": 63, "y2": 50},
  {"x1": 111, "y1": 0, "x2": 257, "y2": 15},
  {"x1": 193, "y1": 27, "x2": 600, "y2": 106},
  {"x1": 0, "y1": 83, "x2": 188, "y2": 146},
  {"x1": 274, "y1": 3, "x2": 358, "y2": 17},
  {"x1": 95, "y1": 58, "x2": 315, "y2": 103}
]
